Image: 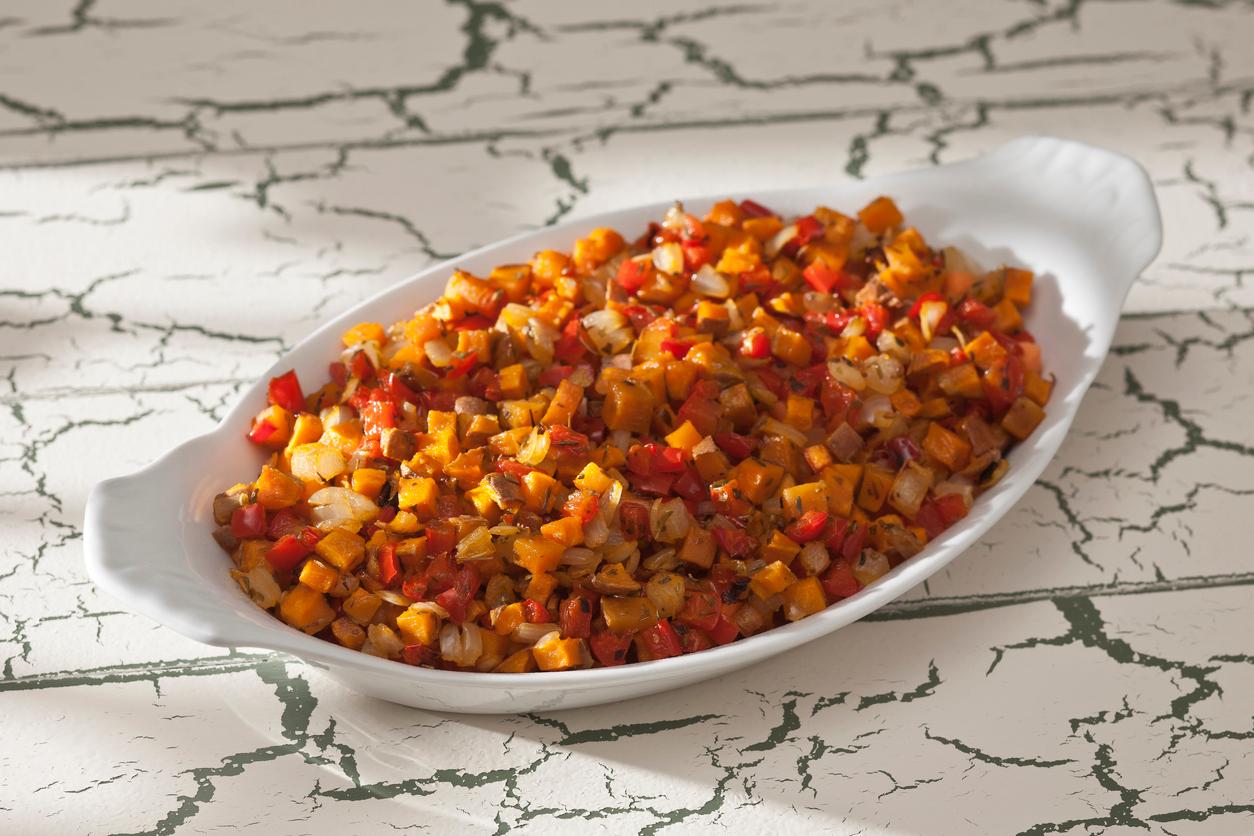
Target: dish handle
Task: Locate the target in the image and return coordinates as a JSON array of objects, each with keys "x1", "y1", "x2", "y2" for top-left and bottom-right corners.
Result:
[
  {"x1": 84, "y1": 435, "x2": 268, "y2": 649},
  {"x1": 974, "y1": 135, "x2": 1164, "y2": 308}
]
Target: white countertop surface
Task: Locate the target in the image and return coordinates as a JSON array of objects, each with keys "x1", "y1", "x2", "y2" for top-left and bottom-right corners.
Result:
[{"x1": 2, "y1": 1, "x2": 1253, "y2": 833}]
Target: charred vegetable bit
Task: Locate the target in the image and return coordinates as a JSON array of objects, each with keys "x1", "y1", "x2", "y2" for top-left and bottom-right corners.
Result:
[{"x1": 214, "y1": 195, "x2": 1049, "y2": 672}]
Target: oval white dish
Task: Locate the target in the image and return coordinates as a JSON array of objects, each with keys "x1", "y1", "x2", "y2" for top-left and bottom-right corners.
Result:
[{"x1": 85, "y1": 136, "x2": 1161, "y2": 714}]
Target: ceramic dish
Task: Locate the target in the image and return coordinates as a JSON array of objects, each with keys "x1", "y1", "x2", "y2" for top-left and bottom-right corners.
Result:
[{"x1": 84, "y1": 136, "x2": 1162, "y2": 713}]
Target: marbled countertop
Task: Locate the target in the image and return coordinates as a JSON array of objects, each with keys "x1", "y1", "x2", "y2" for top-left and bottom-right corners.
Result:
[{"x1": 3, "y1": 1, "x2": 1253, "y2": 833}]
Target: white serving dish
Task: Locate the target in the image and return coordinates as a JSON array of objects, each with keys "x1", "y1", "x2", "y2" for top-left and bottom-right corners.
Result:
[{"x1": 84, "y1": 136, "x2": 1161, "y2": 713}]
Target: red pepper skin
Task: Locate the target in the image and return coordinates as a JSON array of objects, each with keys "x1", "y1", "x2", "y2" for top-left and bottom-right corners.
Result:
[
  {"x1": 616, "y1": 258, "x2": 651, "y2": 293},
  {"x1": 841, "y1": 523, "x2": 868, "y2": 562},
  {"x1": 824, "y1": 517, "x2": 851, "y2": 554},
  {"x1": 521, "y1": 598, "x2": 552, "y2": 624},
  {"x1": 672, "y1": 466, "x2": 705, "y2": 502},
  {"x1": 631, "y1": 471, "x2": 678, "y2": 497},
  {"x1": 860, "y1": 302, "x2": 889, "y2": 341},
  {"x1": 548, "y1": 425, "x2": 592, "y2": 459},
  {"x1": 425, "y1": 523, "x2": 457, "y2": 557},
  {"x1": 707, "y1": 614, "x2": 740, "y2": 645},
  {"x1": 627, "y1": 443, "x2": 685, "y2": 475},
  {"x1": 378, "y1": 544, "x2": 400, "y2": 588},
  {"x1": 562, "y1": 492, "x2": 600, "y2": 524},
  {"x1": 497, "y1": 459, "x2": 539, "y2": 479},
  {"x1": 349, "y1": 350, "x2": 373, "y2": 382},
  {"x1": 618, "y1": 502, "x2": 651, "y2": 540},
  {"x1": 266, "y1": 534, "x2": 312, "y2": 572},
  {"x1": 934, "y1": 493, "x2": 969, "y2": 527},
  {"x1": 266, "y1": 508, "x2": 303, "y2": 540},
  {"x1": 908, "y1": 291, "x2": 944, "y2": 319},
  {"x1": 589, "y1": 630, "x2": 633, "y2": 667},
  {"x1": 559, "y1": 596, "x2": 593, "y2": 639},
  {"x1": 678, "y1": 584, "x2": 722, "y2": 632},
  {"x1": 230, "y1": 504, "x2": 267, "y2": 539},
  {"x1": 660, "y1": 338, "x2": 691, "y2": 359},
  {"x1": 447, "y1": 354, "x2": 478, "y2": 379},
  {"x1": 639, "y1": 620, "x2": 683, "y2": 659},
  {"x1": 821, "y1": 559, "x2": 861, "y2": 600},
  {"x1": 713, "y1": 526, "x2": 757, "y2": 559},
  {"x1": 675, "y1": 623, "x2": 714, "y2": 654},
  {"x1": 802, "y1": 262, "x2": 848, "y2": 294},
  {"x1": 739, "y1": 329, "x2": 771, "y2": 359},
  {"x1": 785, "y1": 510, "x2": 829, "y2": 543},
  {"x1": 424, "y1": 551, "x2": 458, "y2": 595},
  {"x1": 383, "y1": 372, "x2": 420, "y2": 404},
  {"x1": 713, "y1": 431, "x2": 756, "y2": 461},
  {"x1": 739, "y1": 199, "x2": 775, "y2": 218},
  {"x1": 913, "y1": 500, "x2": 947, "y2": 540},
  {"x1": 553, "y1": 319, "x2": 588, "y2": 363},
  {"x1": 435, "y1": 564, "x2": 481, "y2": 624},
  {"x1": 682, "y1": 241, "x2": 711, "y2": 272},
  {"x1": 246, "y1": 416, "x2": 279, "y2": 445},
  {"x1": 402, "y1": 644, "x2": 439, "y2": 666},
  {"x1": 328, "y1": 361, "x2": 348, "y2": 387},
  {"x1": 957, "y1": 298, "x2": 996, "y2": 328},
  {"x1": 267, "y1": 370, "x2": 306, "y2": 413}
]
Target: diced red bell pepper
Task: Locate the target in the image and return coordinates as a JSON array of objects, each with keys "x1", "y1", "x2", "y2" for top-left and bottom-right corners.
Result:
[
  {"x1": 982, "y1": 355, "x2": 1025, "y2": 417},
  {"x1": 435, "y1": 563, "x2": 481, "y2": 624},
  {"x1": 678, "y1": 584, "x2": 722, "y2": 632},
  {"x1": 266, "y1": 533, "x2": 312, "y2": 572},
  {"x1": 402, "y1": 643, "x2": 439, "y2": 666},
  {"x1": 378, "y1": 505, "x2": 397, "y2": 524},
  {"x1": 678, "y1": 393, "x2": 720, "y2": 436},
  {"x1": 589, "y1": 629, "x2": 633, "y2": 667},
  {"x1": 783, "y1": 216, "x2": 822, "y2": 256},
  {"x1": 619, "y1": 501, "x2": 651, "y2": 540},
  {"x1": 956, "y1": 298, "x2": 996, "y2": 328},
  {"x1": 820, "y1": 378, "x2": 857, "y2": 421},
  {"x1": 860, "y1": 302, "x2": 889, "y2": 341},
  {"x1": 537, "y1": 365, "x2": 573, "y2": 388},
  {"x1": 914, "y1": 500, "x2": 947, "y2": 540},
  {"x1": 401, "y1": 575, "x2": 428, "y2": 602},
  {"x1": 423, "y1": 390, "x2": 458, "y2": 412},
  {"x1": 328, "y1": 361, "x2": 348, "y2": 387},
  {"x1": 426, "y1": 523, "x2": 456, "y2": 556},
  {"x1": 739, "y1": 198, "x2": 775, "y2": 218},
  {"x1": 785, "y1": 510, "x2": 829, "y2": 543},
  {"x1": 739, "y1": 265, "x2": 775, "y2": 295},
  {"x1": 739, "y1": 329, "x2": 771, "y2": 359},
  {"x1": 267, "y1": 370, "x2": 305, "y2": 413},
  {"x1": 447, "y1": 354, "x2": 478, "y2": 379},
  {"x1": 247, "y1": 415, "x2": 279, "y2": 445},
  {"x1": 708, "y1": 614, "x2": 740, "y2": 645},
  {"x1": 230, "y1": 503, "x2": 266, "y2": 539},
  {"x1": 549, "y1": 424, "x2": 591, "y2": 458},
  {"x1": 454, "y1": 314, "x2": 493, "y2": 331},
  {"x1": 802, "y1": 262, "x2": 847, "y2": 294},
  {"x1": 794, "y1": 363, "x2": 829, "y2": 399},
  {"x1": 554, "y1": 319, "x2": 588, "y2": 363},
  {"x1": 622, "y1": 304, "x2": 658, "y2": 332},
  {"x1": 676, "y1": 623, "x2": 714, "y2": 654},
  {"x1": 266, "y1": 508, "x2": 303, "y2": 540},
  {"x1": 383, "y1": 372, "x2": 420, "y2": 404},
  {"x1": 841, "y1": 523, "x2": 868, "y2": 562},
  {"x1": 639, "y1": 619, "x2": 683, "y2": 659},
  {"x1": 424, "y1": 551, "x2": 458, "y2": 595},
  {"x1": 562, "y1": 491, "x2": 601, "y2": 524},
  {"x1": 349, "y1": 350, "x2": 374, "y2": 382},
  {"x1": 713, "y1": 526, "x2": 757, "y2": 558},
  {"x1": 360, "y1": 398, "x2": 397, "y2": 437},
  {"x1": 934, "y1": 493, "x2": 969, "y2": 527},
  {"x1": 378, "y1": 544, "x2": 400, "y2": 588},
  {"x1": 521, "y1": 598, "x2": 552, "y2": 624},
  {"x1": 672, "y1": 466, "x2": 705, "y2": 502},
  {"x1": 627, "y1": 443, "x2": 685, "y2": 475},
  {"x1": 470, "y1": 366, "x2": 502, "y2": 401},
  {"x1": 907, "y1": 291, "x2": 944, "y2": 319},
  {"x1": 713, "y1": 431, "x2": 757, "y2": 461},
  {"x1": 821, "y1": 558, "x2": 861, "y2": 599},
  {"x1": 497, "y1": 459, "x2": 539, "y2": 479},
  {"x1": 660, "y1": 338, "x2": 692, "y2": 359},
  {"x1": 887, "y1": 435, "x2": 922, "y2": 465},
  {"x1": 559, "y1": 596, "x2": 593, "y2": 639},
  {"x1": 754, "y1": 368, "x2": 788, "y2": 401},
  {"x1": 824, "y1": 517, "x2": 851, "y2": 554},
  {"x1": 632, "y1": 471, "x2": 678, "y2": 496},
  {"x1": 616, "y1": 258, "x2": 651, "y2": 293},
  {"x1": 682, "y1": 241, "x2": 712, "y2": 272}
]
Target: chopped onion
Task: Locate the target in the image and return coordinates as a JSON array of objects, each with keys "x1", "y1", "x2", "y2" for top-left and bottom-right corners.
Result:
[
  {"x1": 918, "y1": 299, "x2": 949, "y2": 343},
  {"x1": 424, "y1": 337, "x2": 454, "y2": 368},
  {"x1": 456, "y1": 525, "x2": 496, "y2": 562},
  {"x1": 876, "y1": 330, "x2": 910, "y2": 360},
  {"x1": 933, "y1": 480, "x2": 974, "y2": 510},
  {"x1": 600, "y1": 479, "x2": 623, "y2": 523},
  {"x1": 368, "y1": 624, "x2": 404, "y2": 659},
  {"x1": 862, "y1": 355, "x2": 904, "y2": 395},
  {"x1": 582, "y1": 309, "x2": 633, "y2": 354},
  {"x1": 308, "y1": 486, "x2": 378, "y2": 520},
  {"x1": 841, "y1": 316, "x2": 867, "y2": 338},
  {"x1": 758, "y1": 415, "x2": 807, "y2": 447},
  {"x1": 377, "y1": 589, "x2": 414, "y2": 608},
  {"x1": 724, "y1": 300, "x2": 745, "y2": 331},
  {"x1": 584, "y1": 513, "x2": 609, "y2": 548},
  {"x1": 827, "y1": 360, "x2": 866, "y2": 392},
  {"x1": 765, "y1": 223, "x2": 798, "y2": 258},
  {"x1": 440, "y1": 622, "x2": 484, "y2": 667},
  {"x1": 237, "y1": 566, "x2": 281, "y2": 609},
  {"x1": 860, "y1": 395, "x2": 895, "y2": 430},
  {"x1": 408, "y1": 600, "x2": 451, "y2": 619},
  {"x1": 692, "y1": 265, "x2": 731, "y2": 299},
  {"x1": 512, "y1": 622, "x2": 560, "y2": 645},
  {"x1": 798, "y1": 542, "x2": 831, "y2": 577},
  {"x1": 652, "y1": 241, "x2": 683, "y2": 274},
  {"x1": 560, "y1": 547, "x2": 600, "y2": 571},
  {"x1": 642, "y1": 548, "x2": 680, "y2": 572},
  {"x1": 517, "y1": 428, "x2": 551, "y2": 466},
  {"x1": 601, "y1": 541, "x2": 637, "y2": 564},
  {"x1": 650, "y1": 498, "x2": 690, "y2": 544},
  {"x1": 523, "y1": 317, "x2": 558, "y2": 365},
  {"x1": 291, "y1": 444, "x2": 347, "y2": 483},
  {"x1": 319, "y1": 405, "x2": 356, "y2": 429}
]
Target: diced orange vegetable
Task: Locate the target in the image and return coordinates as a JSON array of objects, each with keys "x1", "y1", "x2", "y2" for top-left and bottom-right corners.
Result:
[
  {"x1": 938, "y1": 363, "x2": 985, "y2": 399},
  {"x1": 922, "y1": 423, "x2": 971, "y2": 471},
  {"x1": 772, "y1": 327, "x2": 811, "y2": 367},
  {"x1": 525, "y1": 571, "x2": 559, "y2": 602},
  {"x1": 856, "y1": 465, "x2": 894, "y2": 513},
  {"x1": 761, "y1": 530, "x2": 801, "y2": 565},
  {"x1": 512, "y1": 536, "x2": 565, "y2": 574},
  {"x1": 532, "y1": 632, "x2": 587, "y2": 671},
  {"x1": 298, "y1": 559, "x2": 339, "y2": 594},
  {"x1": 495, "y1": 648, "x2": 538, "y2": 673},
  {"x1": 279, "y1": 584, "x2": 335, "y2": 633},
  {"x1": 314, "y1": 528, "x2": 366, "y2": 572},
  {"x1": 1002, "y1": 396, "x2": 1045, "y2": 440},
  {"x1": 342, "y1": 321, "x2": 387, "y2": 347},
  {"x1": 749, "y1": 560, "x2": 798, "y2": 598},
  {"x1": 858, "y1": 196, "x2": 903, "y2": 234},
  {"x1": 965, "y1": 331, "x2": 1008, "y2": 370},
  {"x1": 540, "y1": 516, "x2": 583, "y2": 547},
  {"x1": 603, "y1": 379, "x2": 655, "y2": 434},
  {"x1": 521, "y1": 470, "x2": 561, "y2": 513},
  {"x1": 665, "y1": 420, "x2": 703, "y2": 455},
  {"x1": 993, "y1": 298, "x2": 1023, "y2": 333},
  {"x1": 601, "y1": 597, "x2": 659, "y2": 633},
  {"x1": 541, "y1": 379, "x2": 585, "y2": 426},
  {"x1": 396, "y1": 608, "x2": 440, "y2": 646},
  {"x1": 350, "y1": 467, "x2": 388, "y2": 500},
  {"x1": 781, "y1": 481, "x2": 828, "y2": 520},
  {"x1": 255, "y1": 465, "x2": 302, "y2": 510},
  {"x1": 1025, "y1": 371, "x2": 1052, "y2": 405},
  {"x1": 1003, "y1": 268, "x2": 1033, "y2": 305},
  {"x1": 678, "y1": 526, "x2": 716, "y2": 569},
  {"x1": 781, "y1": 577, "x2": 826, "y2": 621},
  {"x1": 397, "y1": 476, "x2": 439, "y2": 519},
  {"x1": 821, "y1": 463, "x2": 862, "y2": 517}
]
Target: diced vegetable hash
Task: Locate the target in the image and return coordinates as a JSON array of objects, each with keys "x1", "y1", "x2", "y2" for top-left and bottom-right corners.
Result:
[{"x1": 215, "y1": 196, "x2": 1050, "y2": 672}]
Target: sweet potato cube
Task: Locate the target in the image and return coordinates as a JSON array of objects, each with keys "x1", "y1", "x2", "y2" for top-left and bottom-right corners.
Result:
[
  {"x1": 772, "y1": 327, "x2": 811, "y2": 367},
  {"x1": 279, "y1": 584, "x2": 335, "y2": 634},
  {"x1": 512, "y1": 536, "x2": 565, "y2": 574},
  {"x1": 856, "y1": 465, "x2": 895, "y2": 513},
  {"x1": 532, "y1": 633, "x2": 588, "y2": 671},
  {"x1": 350, "y1": 467, "x2": 388, "y2": 500},
  {"x1": 540, "y1": 516, "x2": 583, "y2": 547},
  {"x1": 314, "y1": 528, "x2": 365, "y2": 572},
  {"x1": 525, "y1": 571, "x2": 559, "y2": 602},
  {"x1": 750, "y1": 560, "x2": 798, "y2": 599},
  {"x1": 889, "y1": 389, "x2": 922, "y2": 418},
  {"x1": 803, "y1": 444, "x2": 833, "y2": 473},
  {"x1": 603, "y1": 379, "x2": 655, "y2": 434},
  {"x1": 601, "y1": 597, "x2": 659, "y2": 633},
  {"x1": 396, "y1": 608, "x2": 440, "y2": 646},
  {"x1": 1002, "y1": 267, "x2": 1033, "y2": 305},
  {"x1": 781, "y1": 481, "x2": 828, "y2": 520},
  {"x1": 397, "y1": 476, "x2": 439, "y2": 519},
  {"x1": 665, "y1": 359, "x2": 702, "y2": 402},
  {"x1": 498, "y1": 363, "x2": 529, "y2": 399},
  {"x1": 761, "y1": 530, "x2": 801, "y2": 566},
  {"x1": 719, "y1": 383, "x2": 757, "y2": 431},
  {"x1": 573, "y1": 461, "x2": 614, "y2": 493},
  {"x1": 1024, "y1": 372, "x2": 1053, "y2": 406},
  {"x1": 842, "y1": 335, "x2": 875, "y2": 363},
  {"x1": 922, "y1": 422, "x2": 971, "y2": 471},
  {"x1": 492, "y1": 602, "x2": 526, "y2": 636},
  {"x1": 665, "y1": 420, "x2": 703, "y2": 455},
  {"x1": 341, "y1": 587, "x2": 381, "y2": 625},
  {"x1": 541, "y1": 379, "x2": 584, "y2": 427},
  {"x1": 342, "y1": 321, "x2": 387, "y2": 347},
  {"x1": 1001, "y1": 396, "x2": 1046, "y2": 440},
  {"x1": 821, "y1": 463, "x2": 862, "y2": 517},
  {"x1": 781, "y1": 577, "x2": 827, "y2": 621},
  {"x1": 735, "y1": 458, "x2": 785, "y2": 504},
  {"x1": 993, "y1": 298, "x2": 1022, "y2": 333},
  {"x1": 521, "y1": 470, "x2": 561, "y2": 513},
  {"x1": 965, "y1": 331, "x2": 1008, "y2": 371},
  {"x1": 858, "y1": 196, "x2": 903, "y2": 235},
  {"x1": 678, "y1": 526, "x2": 716, "y2": 569},
  {"x1": 495, "y1": 648, "x2": 538, "y2": 673},
  {"x1": 331, "y1": 617, "x2": 366, "y2": 650},
  {"x1": 938, "y1": 363, "x2": 985, "y2": 399},
  {"x1": 255, "y1": 465, "x2": 302, "y2": 510},
  {"x1": 298, "y1": 559, "x2": 339, "y2": 594},
  {"x1": 784, "y1": 394, "x2": 815, "y2": 431}
]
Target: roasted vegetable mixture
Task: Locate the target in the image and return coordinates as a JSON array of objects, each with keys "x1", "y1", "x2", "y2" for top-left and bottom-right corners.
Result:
[{"x1": 214, "y1": 196, "x2": 1050, "y2": 672}]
